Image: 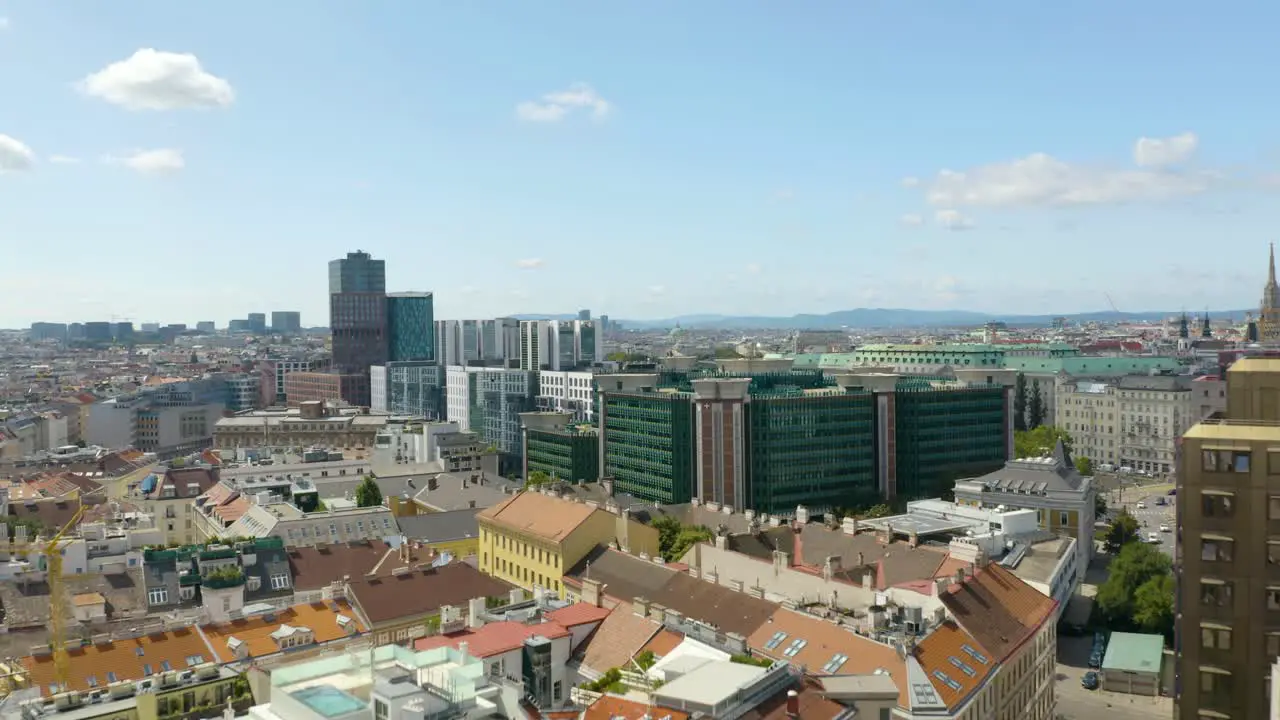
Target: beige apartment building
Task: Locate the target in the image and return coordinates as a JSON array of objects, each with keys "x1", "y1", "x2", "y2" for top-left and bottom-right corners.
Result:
[{"x1": 1177, "y1": 357, "x2": 1280, "y2": 719}]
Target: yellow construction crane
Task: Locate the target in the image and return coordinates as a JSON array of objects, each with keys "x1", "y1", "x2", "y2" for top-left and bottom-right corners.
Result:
[{"x1": 0, "y1": 503, "x2": 85, "y2": 696}]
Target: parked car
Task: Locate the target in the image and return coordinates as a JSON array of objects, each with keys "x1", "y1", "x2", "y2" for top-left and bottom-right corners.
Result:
[
  {"x1": 1082, "y1": 671, "x2": 1099, "y2": 690},
  {"x1": 1136, "y1": 501, "x2": 1147, "y2": 509},
  {"x1": 1088, "y1": 651, "x2": 1103, "y2": 669},
  {"x1": 1148, "y1": 532, "x2": 1161, "y2": 544},
  {"x1": 1160, "y1": 524, "x2": 1171, "y2": 533}
]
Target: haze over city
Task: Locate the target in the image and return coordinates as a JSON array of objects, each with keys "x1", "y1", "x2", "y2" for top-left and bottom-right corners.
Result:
[{"x1": 4, "y1": 1, "x2": 1280, "y2": 327}]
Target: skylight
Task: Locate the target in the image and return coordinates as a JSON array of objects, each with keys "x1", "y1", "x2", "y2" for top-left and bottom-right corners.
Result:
[
  {"x1": 960, "y1": 643, "x2": 989, "y2": 665},
  {"x1": 822, "y1": 653, "x2": 849, "y2": 673},
  {"x1": 763, "y1": 631, "x2": 788, "y2": 650},
  {"x1": 948, "y1": 656, "x2": 977, "y2": 677},
  {"x1": 783, "y1": 638, "x2": 808, "y2": 657},
  {"x1": 932, "y1": 670, "x2": 963, "y2": 691}
]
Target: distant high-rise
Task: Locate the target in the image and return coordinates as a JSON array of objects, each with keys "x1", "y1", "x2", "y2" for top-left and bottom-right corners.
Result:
[
  {"x1": 330, "y1": 293, "x2": 388, "y2": 372},
  {"x1": 247, "y1": 313, "x2": 267, "y2": 334},
  {"x1": 195, "y1": 321, "x2": 216, "y2": 333},
  {"x1": 578, "y1": 309, "x2": 591, "y2": 321},
  {"x1": 29, "y1": 322, "x2": 68, "y2": 342},
  {"x1": 271, "y1": 311, "x2": 302, "y2": 334},
  {"x1": 329, "y1": 250, "x2": 386, "y2": 294},
  {"x1": 600, "y1": 314, "x2": 610, "y2": 335},
  {"x1": 387, "y1": 293, "x2": 434, "y2": 362}
]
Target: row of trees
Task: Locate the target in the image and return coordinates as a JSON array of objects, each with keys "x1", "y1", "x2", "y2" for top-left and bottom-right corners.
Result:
[
  {"x1": 1012, "y1": 373, "x2": 1046, "y2": 431},
  {"x1": 1096, "y1": 510, "x2": 1175, "y2": 638}
]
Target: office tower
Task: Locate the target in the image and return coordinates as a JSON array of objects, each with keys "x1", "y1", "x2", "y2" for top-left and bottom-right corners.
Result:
[
  {"x1": 519, "y1": 321, "x2": 552, "y2": 371},
  {"x1": 143, "y1": 323, "x2": 162, "y2": 333},
  {"x1": 84, "y1": 322, "x2": 112, "y2": 342},
  {"x1": 228, "y1": 319, "x2": 251, "y2": 333},
  {"x1": 29, "y1": 322, "x2": 68, "y2": 342},
  {"x1": 247, "y1": 313, "x2": 267, "y2": 334},
  {"x1": 195, "y1": 321, "x2": 215, "y2": 333},
  {"x1": 67, "y1": 323, "x2": 85, "y2": 341},
  {"x1": 329, "y1": 250, "x2": 389, "y2": 407},
  {"x1": 576, "y1": 320, "x2": 602, "y2": 366},
  {"x1": 271, "y1": 311, "x2": 302, "y2": 334},
  {"x1": 112, "y1": 322, "x2": 135, "y2": 343},
  {"x1": 1176, "y1": 357, "x2": 1280, "y2": 719},
  {"x1": 600, "y1": 314, "x2": 609, "y2": 335},
  {"x1": 329, "y1": 250, "x2": 386, "y2": 294},
  {"x1": 387, "y1": 292, "x2": 435, "y2": 362},
  {"x1": 578, "y1": 309, "x2": 591, "y2": 321}
]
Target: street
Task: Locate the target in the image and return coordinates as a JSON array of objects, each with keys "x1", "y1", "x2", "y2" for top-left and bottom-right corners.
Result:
[
  {"x1": 1055, "y1": 635, "x2": 1172, "y2": 719},
  {"x1": 1101, "y1": 477, "x2": 1177, "y2": 560}
]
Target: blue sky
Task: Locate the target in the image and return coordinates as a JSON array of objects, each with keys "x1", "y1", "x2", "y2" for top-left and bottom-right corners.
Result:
[{"x1": 1, "y1": 1, "x2": 1278, "y2": 327}]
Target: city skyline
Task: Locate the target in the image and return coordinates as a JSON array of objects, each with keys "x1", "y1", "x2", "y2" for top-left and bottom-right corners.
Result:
[{"x1": 3, "y1": 2, "x2": 1280, "y2": 328}]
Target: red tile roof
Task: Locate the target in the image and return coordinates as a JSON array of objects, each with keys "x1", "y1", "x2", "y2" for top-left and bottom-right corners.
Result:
[
  {"x1": 543, "y1": 602, "x2": 611, "y2": 628},
  {"x1": 939, "y1": 562, "x2": 1057, "y2": 662},
  {"x1": 583, "y1": 695, "x2": 690, "y2": 720},
  {"x1": 414, "y1": 620, "x2": 569, "y2": 658}
]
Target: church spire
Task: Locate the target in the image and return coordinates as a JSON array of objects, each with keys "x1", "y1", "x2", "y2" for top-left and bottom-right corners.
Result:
[{"x1": 1270, "y1": 242, "x2": 1276, "y2": 287}]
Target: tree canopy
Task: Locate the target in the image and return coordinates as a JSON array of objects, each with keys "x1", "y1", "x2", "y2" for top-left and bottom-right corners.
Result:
[
  {"x1": 1096, "y1": 541, "x2": 1174, "y2": 637},
  {"x1": 1103, "y1": 509, "x2": 1141, "y2": 554},
  {"x1": 527, "y1": 471, "x2": 553, "y2": 487},
  {"x1": 652, "y1": 515, "x2": 714, "y2": 562},
  {"x1": 1014, "y1": 426, "x2": 1073, "y2": 458},
  {"x1": 1074, "y1": 456, "x2": 1093, "y2": 476},
  {"x1": 355, "y1": 475, "x2": 383, "y2": 508},
  {"x1": 1013, "y1": 373, "x2": 1028, "y2": 432}
]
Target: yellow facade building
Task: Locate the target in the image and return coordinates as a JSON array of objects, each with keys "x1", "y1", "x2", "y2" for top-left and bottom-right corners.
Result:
[{"x1": 477, "y1": 489, "x2": 659, "y2": 596}]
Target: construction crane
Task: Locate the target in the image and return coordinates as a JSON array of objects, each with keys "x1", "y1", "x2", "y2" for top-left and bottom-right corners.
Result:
[{"x1": 0, "y1": 502, "x2": 85, "y2": 696}]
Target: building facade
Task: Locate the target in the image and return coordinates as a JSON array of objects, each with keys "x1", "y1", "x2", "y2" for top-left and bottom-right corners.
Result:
[
  {"x1": 284, "y1": 371, "x2": 368, "y2": 409},
  {"x1": 328, "y1": 250, "x2": 385, "y2": 294},
  {"x1": 370, "y1": 361, "x2": 445, "y2": 419},
  {"x1": 1176, "y1": 356, "x2": 1280, "y2": 719},
  {"x1": 521, "y1": 412, "x2": 598, "y2": 483},
  {"x1": 596, "y1": 363, "x2": 1014, "y2": 513},
  {"x1": 446, "y1": 366, "x2": 538, "y2": 463},
  {"x1": 536, "y1": 370, "x2": 596, "y2": 423},
  {"x1": 257, "y1": 357, "x2": 324, "y2": 408},
  {"x1": 270, "y1": 311, "x2": 302, "y2": 334},
  {"x1": 386, "y1": 292, "x2": 434, "y2": 362}
]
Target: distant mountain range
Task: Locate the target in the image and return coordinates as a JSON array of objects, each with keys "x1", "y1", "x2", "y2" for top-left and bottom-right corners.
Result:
[{"x1": 511, "y1": 308, "x2": 1256, "y2": 330}]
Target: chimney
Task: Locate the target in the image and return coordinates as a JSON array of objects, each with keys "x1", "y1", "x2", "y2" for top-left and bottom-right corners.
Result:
[
  {"x1": 934, "y1": 577, "x2": 949, "y2": 596},
  {"x1": 908, "y1": 530, "x2": 919, "y2": 548},
  {"x1": 856, "y1": 551, "x2": 864, "y2": 568},
  {"x1": 786, "y1": 689, "x2": 800, "y2": 718},
  {"x1": 954, "y1": 567, "x2": 965, "y2": 585},
  {"x1": 458, "y1": 641, "x2": 469, "y2": 657},
  {"x1": 581, "y1": 578, "x2": 605, "y2": 608}
]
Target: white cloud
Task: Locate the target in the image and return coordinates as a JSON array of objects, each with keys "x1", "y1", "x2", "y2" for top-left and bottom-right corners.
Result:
[
  {"x1": 516, "y1": 83, "x2": 610, "y2": 123},
  {"x1": 935, "y1": 209, "x2": 976, "y2": 231},
  {"x1": 745, "y1": 263, "x2": 762, "y2": 275},
  {"x1": 48, "y1": 155, "x2": 81, "y2": 164},
  {"x1": 899, "y1": 213, "x2": 924, "y2": 227},
  {"x1": 107, "y1": 148, "x2": 185, "y2": 174},
  {"x1": 901, "y1": 176, "x2": 920, "y2": 188},
  {"x1": 81, "y1": 49, "x2": 234, "y2": 111},
  {"x1": 921, "y1": 137, "x2": 1214, "y2": 208},
  {"x1": 515, "y1": 258, "x2": 544, "y2": 269},
  {"x1": 0, "y1": 134, "x2": 35, "y2": 172},
  {"x1": 1134, "y1": 132, "x2": 1198, "y2": 169}
]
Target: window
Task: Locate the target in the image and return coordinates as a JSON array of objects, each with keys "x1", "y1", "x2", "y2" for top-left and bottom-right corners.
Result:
[
  {"x1": 1204, "y1": 450, "x2": 1251, "y2": 473},
  {"x1": 270, "y1": 573, "x2": 290, "y2": 591},
  {"x1": 1201, "y1": 539, "x2": 1234, "y2": 563},
  {"x1": 1270, "y1": 497, "x2": 1280, "y2": 520},
  {"x1": 1200, "y1": 670, "x2": 1231, "y2": 695},
  {"x1": 1268, "y1": 634, "x2": 1280, "y2": 657},
  {"x1": 1269, "y1": 588, "x2": 1280, "y2": 611},
  {"x1": 1270, "y1": 543, "x2": 1280, "y2": 565},
  {"x1": 147, "y1": 588, "x2": 169, "y2": 605},
  {"x1": 1200, "y1": 582, "x2": 1232, "y2": 607},
  {"x1": 374, "y1": 699, "x2": 388, "y2": 720},
  {"x1": 1201, "y1": 627, "x2": 1231, "y2": 650},
  {"x1": 1269, "y1": 451, "x2": 1280, "y2": 475},
  {"x1": 1202, "y1": 493, "x2": 1235, "y2": 518}
]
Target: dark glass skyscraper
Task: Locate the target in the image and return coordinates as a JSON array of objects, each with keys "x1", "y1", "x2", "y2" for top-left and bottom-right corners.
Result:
[
  {"x1": 387, "y1": 292, "x2": 435, "y2": 362},
  {"x1": 328, "y1": 250, "x2": 386, "y2": 294}
]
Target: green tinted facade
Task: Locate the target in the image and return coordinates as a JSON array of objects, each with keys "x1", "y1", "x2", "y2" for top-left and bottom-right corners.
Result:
[
  {"x1": 602, "y1": 392, "x2": 695, "y2": 504},
  {"x1": 527, "y1": 427, "x2": 599, "y2": 483},
  {"x1": 747, "y1": 391, "x2": 877, "y2": 513},
  {"x1": 893, "y1": 381, "x2": 1007, "y2": 500}
]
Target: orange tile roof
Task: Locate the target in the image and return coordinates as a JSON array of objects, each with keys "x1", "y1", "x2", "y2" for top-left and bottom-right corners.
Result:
[
  {"x1": 913, "y1": 621, "x2": 997, "y2": 710},
  {"x1": 748, "y1": 608, "x2": 908, "y2": 709},
  {"x1": 577, "y1": 602, "x2": 661, "y2": 675},
  {"x1": 72, "y1": 593, "x2": 105, "y2": 607},
  {"x1": 24, "y1": 629, "x2": 212, "y2": 695},
  {"x1": 939, "y1": 562, "x2": 1057, "y2": 662},
  {"x1": 213, "y1": 496, "x2": 251, "y2": 524},
  {"x1": 639, "y1": 629, "x2": 683, "y2": 658},
  {"x1": 414, "y1": 620, "x2": 570, "y2": 658},
  {"x1": 583, "y1": 695, "x2": 690, "y2": 720},
  {"x1": 543, "y1": 602, "x2": 611, "y2": 628},
  {"x1": 201, "y1": 600, "x2": 366, "y2": 662},
  {"x1": 477, "y1": 491, "x2": 600, "y2": 542}
]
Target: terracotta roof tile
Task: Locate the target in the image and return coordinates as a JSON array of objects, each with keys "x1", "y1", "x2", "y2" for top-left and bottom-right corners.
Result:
[
  {"x1": 747, "y1": 608, "x2": 908, "y2": 709},
  {"x1": 577, "y1": 602, "x2": 661, "y2": 675},
  {"x1": 583, "y1": 694, "x2": 690, "y2": 720},
  {"x1": 477, "y1": 491, "x2": 600, "y2": 542},
  {"x1": 287, "y1": 540, "x2": 397, "y2": 591},
  {"x1": 737, "y1": 679, "x2": 847, "y2": 720},
  {"x1": 24, "y1": 629, "x2": 211, "y2": 695},
  {"x1": 639, "y1": 629, "x2": 683, "y2": 658},
  {"x1": 939, "y1": 562, "x2": 1056, "y2": 662},
  {"x1": 414, "y1": 620, "x2": 570, "y2": 658},
  {"x1": 201, "y1": 600, "x2": 366, "y2": 662},
  {"x1": 913, "y1": 621, "x2": 997, "y2": 711},
  {"x1": 543, "y1": 602, "x2": 612, "y2": 628}
]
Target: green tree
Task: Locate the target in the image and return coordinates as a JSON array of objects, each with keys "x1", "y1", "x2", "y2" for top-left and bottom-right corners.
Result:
[
  {"x1": 1014, "y1": 426, "x2": 1073, "y2": 458},
  {"x1": 652, "y1": 515, "x2": 713, "y2": 561},
  {"x1": 713, "y1": 347, "x2": 743, "y2": 359},
  {"x1": 862, "y1": 504, "x2": 892, "y2": 519},
  {"x1": 1074, "y1": 456, "x2": 1093, "y2": 475},
  {"x1": 355, "y1": 475, "x2": 383, "y2": 508},
  {"x1": 1103, "y1": 509, "x2": 1141, "y2": 554},
  {"x1": 527, "y1": 470, "x2": 553, "y2": 486},
  {"x1": 1096, "y1": 541, "x2": 1171, "y2": 627},
  {"x1": 1013, "y1": 373, "x2": 1028, "y2": 432},
  {"x1": 634, "y1": 650, "x2": 656, "y2": 671},
  {"x1": 1132, "y1": 573, "x2": 1175, "y2": 638},
  {"x1": 1027, "y1": 382, "x2": 1044, "y2": 429},
  {"x1": 1094, "y1": 493, "x2": 1108, "y2": 518}
]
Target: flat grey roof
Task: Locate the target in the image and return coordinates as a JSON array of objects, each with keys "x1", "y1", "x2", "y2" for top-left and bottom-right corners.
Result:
[{"x1": 861, "y1": 513, "x2": 972, "y2": 537}]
